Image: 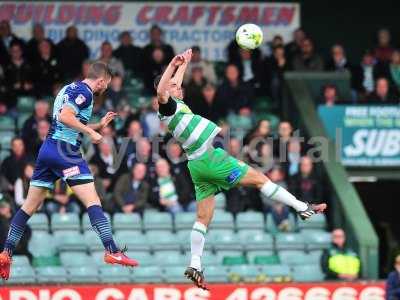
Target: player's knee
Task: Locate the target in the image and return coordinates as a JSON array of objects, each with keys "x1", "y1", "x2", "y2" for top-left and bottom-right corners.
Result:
[
  {"x1": 196, "y1": 210, "x2": 213, "y2": 227},
  {"x1": 254, "y1": 171, "x2": 269, "y2": 189}
]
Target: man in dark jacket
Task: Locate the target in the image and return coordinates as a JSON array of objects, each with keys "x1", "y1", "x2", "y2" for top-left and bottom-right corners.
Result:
[
  {"x1": 56, "y1": 26, "x2": 89, "y2": 80},
  {"x1": 0, "y1": 20, "x2": 25, "y2": 67},
  {"x1": 386, "y1": 255, "x2": 400, "y2": 300},
  {"x1": 113, "y1": 31, "x2": 143, "y2": 76},
  {"x1": 113, "y1": 163, "x2": 149, "y2": 213},
  {"x1": 321, "y1": 229, "x2": 360, "y2": 281}
]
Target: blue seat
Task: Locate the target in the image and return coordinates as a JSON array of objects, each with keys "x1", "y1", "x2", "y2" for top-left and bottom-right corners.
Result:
[
  {"x1": 205, "y1": 265, "x2": 228, "y2": 283},
  {"x1": 275, "y1": 233, "x2": 305, "y2": 251},
  {"x1": 99, "y1": 265, "x2": 132, "y2": 283},
  {"x1": 228, "y1": 265, "x2": 263, "y2": 282},
  {"x1": 8, "y1": 265, "x2": 36, "y2": 284},
  {"x1": 239, "y1": 231, "x2": 274, "y2": 251},
  {"x1": 36, "y1": 266, "x2": 68, "y2": 283},
  {"x1": 51, "y1": 213, "x2": 80, "y2": 231},
  {"x1": 28, "y1": 213, "x2": 49, "y2": 231},
  {"x1": 29, "y1": 232, "x2": 57, "y2": 257},
  {"x1": 298, "y1": 213, "x2": 327, "y2": 231},
  {"x1": 143, "y1": 211, "x2": 173, "y2": 232},
  {"x1": 54, "y1": 231, "x2": 86, "y2": 252},
  {"x1": 236, "y1": 211, "x2": 265, "y2": 231},
  {"x1": 210, "y1": 211, "x2": 234, "y2": 230},
  {"x1": 303, "y1": 230, "x2": 331, "y2": 251},
  {"x1": 174, "y1": 212, "x2": 196, "y2": 231},
  {"x1": 163, "y1": 266, "x2": 185, "y2": 283},
  {"x1": 132, "y1": 266, "x2": 163, "y2": 283},
  {"x1": 113, "y1": 213, "x2": 142, "y2": 232},
  {"x1": 147, "y1": 231, "x2": 181, "y2": 251},
  {"x1": 292, "y1": 264, "x2": 325, "y2": 282},
  {"x1": 60, "y1": 252, "x2": 94, "y2": 267},
  {"x1": 115, "y1": 231, "x2": 150, "y2": 251},
  {"x1": 68, "y1": 266, "x2": 99, "y2": 283},
  {"x1": 83, "y1": 230, "x2": 104, "y2": 252},
  {"x1": 154, "y1": 251, "x2": 186, "y2": 266}
]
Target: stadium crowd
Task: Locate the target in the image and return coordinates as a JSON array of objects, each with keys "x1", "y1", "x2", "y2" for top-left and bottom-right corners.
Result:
[{"x1": 0, "y1": 21, "x2": 397, "y2": 237}]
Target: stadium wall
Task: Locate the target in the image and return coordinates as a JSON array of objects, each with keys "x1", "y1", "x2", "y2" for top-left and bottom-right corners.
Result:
[{"x1": 284, "y1": 72, "x2": 379, "y2": 279}]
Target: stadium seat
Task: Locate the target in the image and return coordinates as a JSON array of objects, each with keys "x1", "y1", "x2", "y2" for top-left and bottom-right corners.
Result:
[
  {"x1": 247, "y1": 250, "x2": 276, "y2": 265},
  {"x1": 68, "y1": 266, "x2": 99, "y2": 283},
  {"x1": 0, "y1": 131, "x2": 15, "y2": 150},
  {"x1": 239, "y1": 231, "x2": 274, "y2": 251},
  {"x1": 205, "y1": 265, "x2": 229, "y2": 283},
  {"x1": 174, "y1": 212, "x2": 196, "y2": 231},
  {"x1": 176, "y1": 230, "x2": 192, "y2": 251},
  {"x1": 266, "y1": 212, "x2": 297, "y2": 234},
  {"x1": 0, "y1": 116, "x2": 15, "y2": 131},
  {"x1": 275, "y1": 233, "x2": 305, "y2": 251},
  {"x1": 209, "y1": 211, "x2": 235, "y2": 230},
  {"x1": 60, "y1": 252, "x2": 94, "y2": 267},
  {"x1": 54, "y1": 231, "x2": 87, "y2": 252},
  {"x1": 29, "y1": 232, "x2": 57, "y2": 257},
  {"x1": 209, "y1": 229, "x2": 242, "y2": 251},
  {"x1": 91, "y1": 251, "x2": 107, "y2": 266},
  {"x1": 147, "y1": 231, "x2": 181, "y2": 251},
  {"x1": 36, "y1": 266, "x2": 68, "y2": 283},
  {"x1": 228, "y1": 265, "x2": 264, "y2": 282},
  {"x1": 236, "y1": 211, "x2": 265, "y2": 231},
  {"x1": 32, "y1": 256, "x2": 61, "y2": 268},
  {"x1": 99, "y1": 265, "x2": 132, "y2": 283},
  {"x1": 132, "y1": 266, "x2": 163, "y2": 283},
  {"x1": 154, "y1": 251, "x2": 186, "y2": 266},
  {"x1": 222, "y1": 255, "x2": 248, "y2": 266},
  {"x1": 216, "y1": 250, "x2": 244, "y2": 265},
  {"x1": 84, "y1": 230, "x2": 104, "y2": 252},
  {"x1": 12, "y1": 255, "x2": 30, "y2": 267},
  {"x1": 8, "y1": 265, "x2": 36, "y2": 284},
  {"x1": 81, "y1": 212, "x2": 111, "y2": 231},
  {"x1": 143, "y1": 211, "x2": 173, "y2": 232},
  {"x1": 303, "y1": 230, "x2": 331, "y2": 251},
  {"x1": 115, "y1": 231, "x2": 150, "y2": 251},
  {"x1": 51, "y1": 213, "x2": 80, "y2": 231},
  {"x1": 292, "y1": 264, "x2": 325, "y2": 282},
  {"x1": 200, "y1": 253, "x2": 221, "y2": 266},
  {"x1": 17, "y1": 96, "x2": 35, "y2": 112},
  {"x1": 112, "y1": 212, "x2": 142, "y2": 232},
  {"x1": 17, "y1": 113, "x2": 31, "y2": 130},
  {"x1": 28, "y1": 213, "x2": 49, "y2": 231},
  {"x1": 125, "y1": 251, "x2": 154, "y2": 267},
  {"x1": 215, "y1": 193, "x2": 226, "y2": 209},
  {"x1": 260, "y1": 264, "x2": 292, "y2": 282},
  {"x1": 298, "y1": 213, "x2": 327, "y2": 231},
  {"x1": 278, "y1": 250, "x2": 317, "y2": 266},
  {"x1": 163, "y1": 266, "x2": 186, "y2": 283}
]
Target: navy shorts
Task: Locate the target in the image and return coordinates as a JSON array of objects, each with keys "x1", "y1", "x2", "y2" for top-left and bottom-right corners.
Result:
[{"x1": 31, "y1": 138, "x2": 93, "y2": 190}]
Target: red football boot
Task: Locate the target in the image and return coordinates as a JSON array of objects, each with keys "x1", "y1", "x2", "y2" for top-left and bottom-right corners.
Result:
[
  {"x1": 104, "y1": 251, "x2": 139, "y2": 267},
  {"x1": 0, "y1": 251, "x2": 12, "y2": 280}
]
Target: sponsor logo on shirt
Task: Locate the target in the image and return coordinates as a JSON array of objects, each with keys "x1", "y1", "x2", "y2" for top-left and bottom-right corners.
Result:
[
  {"x1": 62, "y1": 166, "x2": 81, "y2": 178},
  {"x1": 75, "y1": 94, "x2": 86, "y2": 105},
  {"x1": 226, "y1": 168, "x2": 242, "y2": 184}
]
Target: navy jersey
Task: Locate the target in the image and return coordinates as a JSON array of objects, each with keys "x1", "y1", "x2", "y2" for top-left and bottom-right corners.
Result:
[{"x1": 48, "y1": 81, "x2": 94, "y2": 146}]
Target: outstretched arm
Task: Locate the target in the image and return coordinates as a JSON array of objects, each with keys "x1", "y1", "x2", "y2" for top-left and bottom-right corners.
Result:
[
  {"x1": 171, "y1": 49, "x2": 192, "y2": 88},
  {"x1": 156, "y1": 54, "x2": 184, "y2": 104}
]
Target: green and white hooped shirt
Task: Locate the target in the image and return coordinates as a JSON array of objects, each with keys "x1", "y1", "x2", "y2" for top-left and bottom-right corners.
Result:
[{"x1": 159, "y1": 98, "x2": 221, "y2": 160}]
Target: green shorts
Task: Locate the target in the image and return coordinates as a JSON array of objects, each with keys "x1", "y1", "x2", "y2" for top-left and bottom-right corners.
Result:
[{"x1": 187, "y1": 147, "x2": 249, "y2": 201}]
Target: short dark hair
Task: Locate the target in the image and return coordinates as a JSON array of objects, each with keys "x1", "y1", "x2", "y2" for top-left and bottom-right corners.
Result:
[
  {"x1": 153, "y1": 74, "x2": 162, "y2": 90},
  {"x1": 87, "y1": 61, "x2": 112, "y2": 80}
]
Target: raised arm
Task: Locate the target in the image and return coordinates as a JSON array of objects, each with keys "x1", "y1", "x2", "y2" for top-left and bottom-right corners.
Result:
[
  {"x1": 171, "y1": 49, "x2": 192, "y2": 88},
  {"x1": 156, "y1": 54, "x2": 184, "y2": 104}
]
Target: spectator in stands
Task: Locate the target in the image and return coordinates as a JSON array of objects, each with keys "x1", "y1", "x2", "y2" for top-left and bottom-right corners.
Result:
[
  {"x1": 228, "y1": 137, "x2": 243, "y2": 159},
  {"x1": 326, "y1": 44, "x2": 360, "y2": 96},
  {"x1": 114, "y1": 163, "x2": 149, "y2": 213},
  {"x1": 33, "y1": 39, "x2": 61, "y2": 98},
  {"x1": 0, "y1": 20, "x2": 25, "y2": 67},
  {"x1": 386, "y1": 254, "x2": 400, "y2": 300},
  {"x1": 13, "y1": 163, "x2": 34, "y2": 208},
  {"x1": 21, "y1": 100, "x2": 51, "y2": 148},
  {"x1": 375, "y1": 49, "x2": 400, "y2": 92},
  {"x1": 46, "y1": 180, "x2": 81, "y2": 214},
  {"x1": 90, "y1": 138, "x2": 122, "y2": 192},
  {"x1": 104, "y1": 74, "x2": 127, "y2": 110},
  {"x1": 216, "y1": 64, "x2": 254, "y2": 116},
  {"x1": 184, "y1": 66, "x2": 207, "y2": 114},
  {"x1": 321, "y1": 84, "x2": 340, "y2": 106},
  {"x1": 141, "y1": 97, "x2": 160, "y2": 138},
  {"x1": 98, "y1": 41, "x2": 125, "y2": 78},
  {"x1": 285, "y1": 28, "x2": 306, "y2": 62},
  {"x1": 227, "y1": 106, "x2": 254, "y2": 140},
  {"x1": 29, "y1": 119, "x2": 50, "y2": 156},
  {"x1": 367, "y1": 77, "x2": 399, "y2": 103},
  {"x1": 143, "y1": 25, "x2": 174, "y2": 67},
  {"x1": 262, "y1": 34, "x2": 284, "y2": 58},
  {"x1": 0, "y1": 138, "x2": 33, "y2": 193},
  {"x1": 374, "y1": 28, "x2": 394, "y2": 63},
  {"x1": 0, "y1": 100, "x2": 8, "y2": 117},
  {"x1": 57, "y1": 26, "x2": 89, "y2": 80},
  {"x1": 127, "y1": 138, "x2": 157, "y2": 183},
  {"x1": 355, "y1": 50, "x2": 379, "y2": 97},
  {"x1": 166, "y1": 142, "x2": 187, "y2": 175},
  {"x1": 227, "y1": 38, "x2": 262, "y2": 69},
  {"x1": 283, "y1": 138, "x2": 302, "y2": 177},
  {"x1": 0, "y1": 65, "x2": 6, "y2": 101},
  {"x1": 265, "y1": 167, "x2": 291, "y2": 231},
  {"x1": 265, "y1": 45, "x2": 289, "y2": 103},
  {"x1": 244, "y1": 119, "x2": 272, "y2": 146},
  {"x1": 143, "y1": 47, "x2": 168, "y2": 94},
  {"x1": 0, "y1": 200, "x2": 32, "y2": 260},
  {"x1": 26, "y1": 23, "x2": 48, "y2": 63},
  {"x1": 197, "y1": 83, "x2": 219, "y2": 123},
  {"x1": 154, "y1": 158, "x2": 195, "y2": 214},
  {"x1": 289, "y1": 156, "x2": 323, "y2": 204},
  {"x1": 4, "y1": 42, "x2": 34, "y2": 104},
  {"x1": 183, "y1": 46, "x2": 217, "y2": 85},
  {"x1": 273, "y1": 121, "x2": 293, "y2": 158},
  {"x1": 321, "y1": 229, "x2": 361, "y2": 281},
  {"x1": 113, "y1": 31, "x2": 143, "y2": 75},
  {"x1": 292, "y1": 38, "x2": 324, "y2": 71},
  {"x1": 233, "y1": 48, "x2": 265, "y2": 94}
]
